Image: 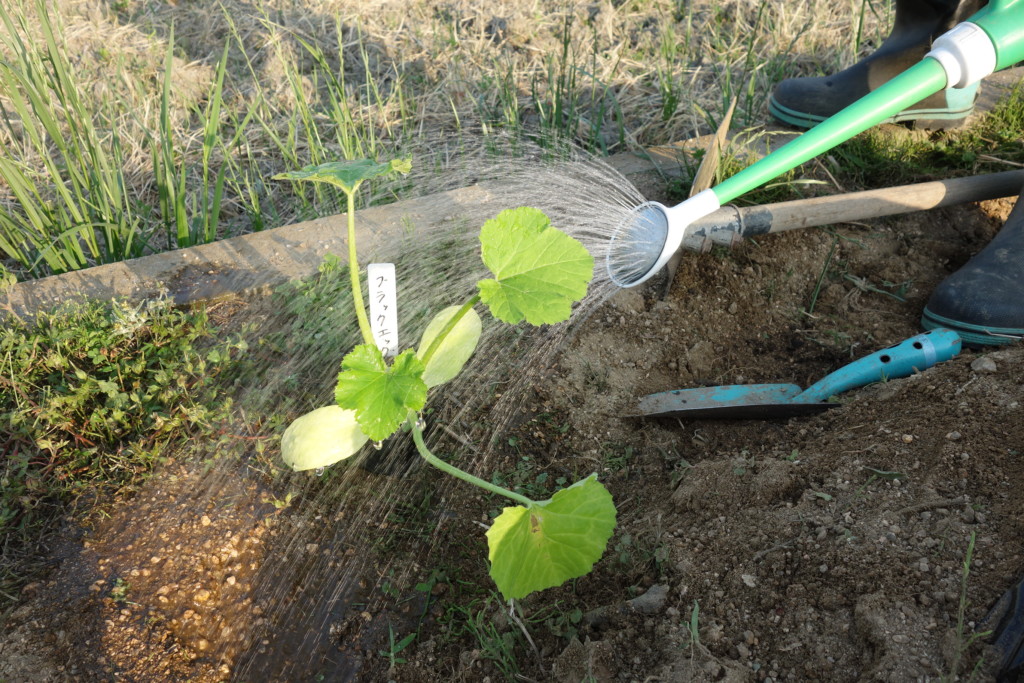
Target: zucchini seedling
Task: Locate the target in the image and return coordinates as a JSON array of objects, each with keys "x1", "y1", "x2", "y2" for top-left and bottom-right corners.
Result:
[{"x1": 274, "y1": 159, "x2": 616, "y2": 600}]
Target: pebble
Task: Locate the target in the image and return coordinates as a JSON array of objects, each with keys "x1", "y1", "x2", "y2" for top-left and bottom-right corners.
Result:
[
  {"x1": 892, "y1": 634, "x2": 910, "y2": 644},
  {"x1": 971, "y1": 357, "x2": 998, "y2": 373},
  {"x1": 201, "y1": 515, "x2": 212, "y2": 526},
  {"x1": 194, "y1": 589, "x2": 211, "y2": 603},
  {"x1": 946, "y1": 431, "x2": 962, "y2": 441},
  {"x1": 901, "y1": 434, "x2": 914, "y2": 444}
]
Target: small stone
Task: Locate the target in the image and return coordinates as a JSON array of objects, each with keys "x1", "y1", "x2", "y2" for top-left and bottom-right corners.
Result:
[
  {"x1": 201, "y1": 515, "x2": 212, "y2": 526},
  {"x1": 892, "y1": 634, "x2": 910, "y2": 644},
  {"x1": 197, "y1": 639, "x2": 209, "y2": 651},
  {"x1": 971, "y1": 356, "x2": 997, "y2": 373},
  {"x1": 667, "y1": 360, "x2": 678, "y2": 371},
  {"x1": 194, "y1": 589, "x2": 211, "y2": 603},
  {"x1": 741, "y1": 574, "x2": 757, "y2": 588},
  {"x1": 962, "y1": 508, "x2": 977, "y2": 524},
  {"x1": 727, "y1": 302, "x2": 738, "y2": 315},
  {"x1": 225, "y1": 576, "x2": 237, "y2": 586},
  {"x1": 946, "y1": 431, "x2": 962, "y2": 441},
  {"x1": 901, "y1": 434, "x2": 914, "y2": 444}
]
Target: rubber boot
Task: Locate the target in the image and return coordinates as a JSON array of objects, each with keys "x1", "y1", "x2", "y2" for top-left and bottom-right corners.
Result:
[
  {"x1": 980, "y1": 572, "x2": 1024, "y2": 681},
  {"x1": 921, "y1": 183, "x2": 1024, "y2": 345},
  {"x1": 769, "y1": 0, "x2": 985, "y2": 130}
]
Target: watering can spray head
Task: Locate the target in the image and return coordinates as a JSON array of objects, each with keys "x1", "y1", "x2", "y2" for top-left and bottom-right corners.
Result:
[{"x1": 605, "y1": 189, "x2": 721, "y2": 288}]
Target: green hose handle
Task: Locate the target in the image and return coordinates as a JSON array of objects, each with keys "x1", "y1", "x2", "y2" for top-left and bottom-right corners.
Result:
[{"x1": 709, "y1": 0, "x2": 1024, "y2": 207}]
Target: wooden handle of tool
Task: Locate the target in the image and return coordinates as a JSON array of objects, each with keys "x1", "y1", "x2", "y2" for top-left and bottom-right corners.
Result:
[
  {"x1": 751, "y1": 169, "x2": 1024, "y2": 233},
  {"x1": 686, "y1": 169, "x2": 1024, "y2": 248}
]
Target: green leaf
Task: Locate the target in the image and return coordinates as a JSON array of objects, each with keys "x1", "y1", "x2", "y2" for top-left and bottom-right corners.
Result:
[
  {"x1": 281, "y1": 405, "x2": 369, "y2": 471},
  {"x1": 335, "y1": 345, "x2": 427, "y2": 441},
  {"x1": 272, "y1": 158, "x2": 412, "y2": 194},
  {"x1": 417, "y1": 306, "x2": 482, "y2": 388},
  {"x1": 486, "y1": 474, "x2": 616, "y2": 600},
  {"x1": 477, "y1": 207, "x2": 594, "y2": 326}
]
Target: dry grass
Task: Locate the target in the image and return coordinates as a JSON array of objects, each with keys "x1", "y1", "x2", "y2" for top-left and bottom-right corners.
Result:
[{"x1": 0, "y1": 0, "x2": 889, "y2": 278}]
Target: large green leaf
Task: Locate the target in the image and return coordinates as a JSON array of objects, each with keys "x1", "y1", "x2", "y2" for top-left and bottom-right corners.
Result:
[
  {"x1": 477, "y1": 207, "x2": 594, "y2": 326},
  {"x1": 272, "y1": 158, "x2": 412, "y2": 194},
  {"x1": 281, "y1": 405, "x2": 369, "y2": 471},
  {"x1": 486, "y1": 474, "x2": 616, "y2": 600},
  {"x1": 335, "y1": 344, "x2": 427, "y2": 441},
  {"x1": 417, "y1": 306, "x2": 482, "y2": 388}
]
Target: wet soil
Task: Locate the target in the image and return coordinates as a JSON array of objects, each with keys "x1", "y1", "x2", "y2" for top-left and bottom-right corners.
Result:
[{"x1": 2, "y1": 178, "x2": 1023, "y2": 682}]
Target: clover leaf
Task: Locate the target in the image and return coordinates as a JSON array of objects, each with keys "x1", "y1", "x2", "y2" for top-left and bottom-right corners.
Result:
[
  {"x1": 477, "y1": 207, "x2": 594, "y2": 326},
  {"x1": 273, "y1": 158, "x2": 412, "y2": 194},
  {"x1": 280, "y1": 405, "x2": 369, "y2": 472},
  {"x1": 486, "y1": 474, "x2": 616, "y2": 600},
  {"x1": 335, "y1": 344, "x2": 427, "y2": 441},
  {"x1": 417, "y1": 305, "x2": 482, "y2": 388}
]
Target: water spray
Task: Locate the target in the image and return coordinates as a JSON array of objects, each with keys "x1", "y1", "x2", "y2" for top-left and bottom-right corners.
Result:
[{"x1": 606, "y1": 0, "x2": 1024, "y2": 288}]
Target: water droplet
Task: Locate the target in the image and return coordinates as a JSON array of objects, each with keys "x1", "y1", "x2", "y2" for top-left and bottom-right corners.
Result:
[
  {"x1": 416, "y1": 416, "x2": 427, "y2": 430},
  {"x1": 315, "y1": 467, "x2": 326, "y2": 477},
  {"x1": 373, "y1": 441, "x2": 383, "y2": 451}
]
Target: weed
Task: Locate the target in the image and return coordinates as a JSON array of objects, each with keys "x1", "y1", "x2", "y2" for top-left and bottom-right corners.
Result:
[
  {"x1": 110, "y1": 577, "x2": 133, "y2": 604},
  {"x1": 379, "y1": 626, "x2": 416, "y2": 668},
  {"x1": 684, "y1": 599, "x2": 701, "y2": 649},
  {"x1": 530, "y1": 602, "x2": 584, "y2": 640},
  {"x1": 603, "y1": 443, "x2": 634, "y2": 473},
  {"x1": 445, "y1": 594, "x2": 522, "y2": 679},
  {"x1": 944, "y1": 532, "x2": 993, "y2": 681}
]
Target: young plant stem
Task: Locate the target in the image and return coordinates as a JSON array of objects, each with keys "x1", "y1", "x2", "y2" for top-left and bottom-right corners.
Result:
[
  {"x1": 345, "y1": 187, "x2": 375, "y2": 346},
  {"x1": 420, "y1": 294, "x2": 481, "y2": 367},
  {"x1": 408, "y1": 415, "x2": 534, "y2": 507}
]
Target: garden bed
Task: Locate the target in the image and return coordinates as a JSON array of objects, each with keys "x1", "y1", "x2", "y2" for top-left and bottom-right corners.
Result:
[{"x1": 2, "y1": 161, "x2": 1022, "y2": 681}]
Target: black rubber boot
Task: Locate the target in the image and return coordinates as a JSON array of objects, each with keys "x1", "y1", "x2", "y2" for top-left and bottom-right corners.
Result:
[
  {"x1": 980, "y1": 572, "x2": 1024, "y2": 681},
  {"x1": 769, "y1": 0, "x2": 985, "y2": 130},
  {"x1": 921, "y1": 183, "x2": 1024, "y2": 346}
]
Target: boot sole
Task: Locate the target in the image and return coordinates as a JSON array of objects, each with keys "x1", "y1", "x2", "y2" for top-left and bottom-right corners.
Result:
[
  {"x1": 921, "y1": 308, "x2": 1024, "y2": 347},
  {"x1": 769, "y1": 96, "x2": 974, "y2": 131}
]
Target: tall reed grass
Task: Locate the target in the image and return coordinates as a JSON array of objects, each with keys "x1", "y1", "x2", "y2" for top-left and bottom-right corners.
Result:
[{"x1": 2, "y1": 0, "x2": 959, "y2": 284}]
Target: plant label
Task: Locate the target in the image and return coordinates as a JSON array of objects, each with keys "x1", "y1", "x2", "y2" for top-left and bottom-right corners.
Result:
[{"x1": 368, "y1": 263, "x2": 398, "y2": 357}]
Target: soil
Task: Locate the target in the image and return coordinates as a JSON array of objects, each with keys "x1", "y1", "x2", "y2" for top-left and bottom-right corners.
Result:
[{"x1": 2, "y1": 166, "x2": 1024, "y2": 682}]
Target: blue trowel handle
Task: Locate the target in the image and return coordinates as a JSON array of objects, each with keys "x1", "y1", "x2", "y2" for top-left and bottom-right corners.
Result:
[{"x1": 797, "y1": 329, "x2": 962, "y2": 403}]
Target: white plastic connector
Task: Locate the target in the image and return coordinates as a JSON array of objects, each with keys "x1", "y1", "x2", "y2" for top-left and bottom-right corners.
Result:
[{"x1": 926, "y1": 22, "x2": 997, "y2": 88}]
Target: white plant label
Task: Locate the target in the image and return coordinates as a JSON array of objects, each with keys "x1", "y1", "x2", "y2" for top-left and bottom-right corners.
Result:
[{"x1": 367, "y1": 263, "x2": 398, "y2": 357}]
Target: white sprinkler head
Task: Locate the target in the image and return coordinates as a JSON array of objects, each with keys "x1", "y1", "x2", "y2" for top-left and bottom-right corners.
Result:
[{"x1": 605, "y1": 189, "x2": 721, "y2": 288}]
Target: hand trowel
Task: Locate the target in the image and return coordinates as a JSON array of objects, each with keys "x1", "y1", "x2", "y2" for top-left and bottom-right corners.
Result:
[{"x1": 638, "y1": 328, "x2": 961, "y2": 420}]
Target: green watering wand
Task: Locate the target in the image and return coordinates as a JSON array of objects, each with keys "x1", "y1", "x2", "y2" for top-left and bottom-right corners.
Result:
[{"x1": 606, "y1": 0, "x2": 1024, "y2": 288}]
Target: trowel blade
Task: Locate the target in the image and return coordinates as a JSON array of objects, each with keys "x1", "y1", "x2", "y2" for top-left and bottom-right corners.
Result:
[{"x1": 637, "y1": 383, "x2": 834, "y2": 419}]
